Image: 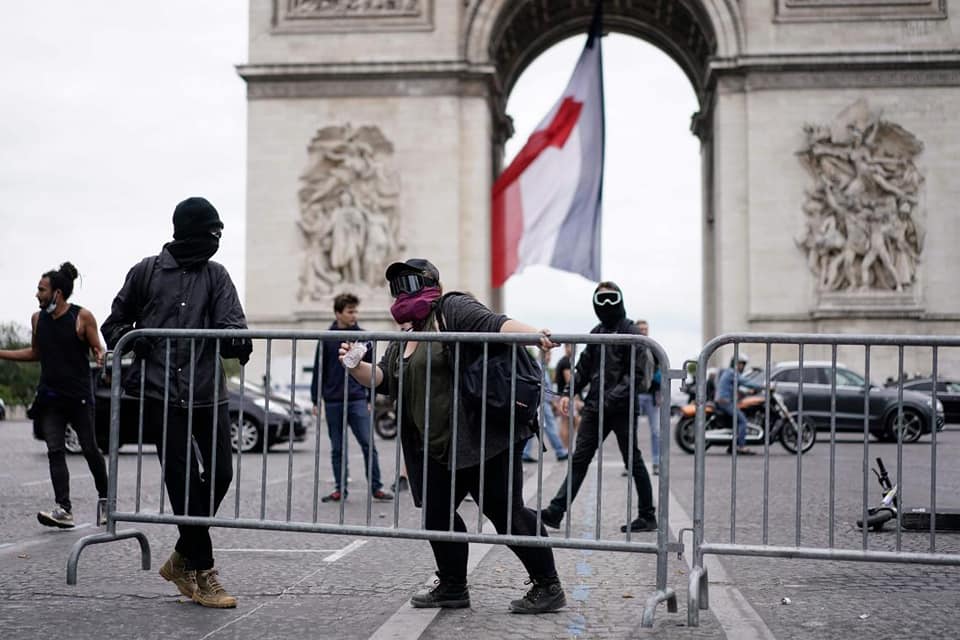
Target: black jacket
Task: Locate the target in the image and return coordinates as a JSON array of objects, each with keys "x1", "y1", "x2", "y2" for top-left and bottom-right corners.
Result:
[
  {"x1": 101, "y1": 248, "x2": 248, "y2": 408},
  {"x1": 573, "y1": 318, "x2": 652, "y2": 415}
]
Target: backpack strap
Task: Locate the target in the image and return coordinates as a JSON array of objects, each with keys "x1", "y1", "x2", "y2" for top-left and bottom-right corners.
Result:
[{"x1": 134, "y1": 255, "x2": 158, "y2": 321}]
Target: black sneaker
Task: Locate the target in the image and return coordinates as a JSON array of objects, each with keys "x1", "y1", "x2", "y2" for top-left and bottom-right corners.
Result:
[
  {"x1": 621, "y1": 515, "x2": 658, "y2": 533},
  {"x1": 321, "y1": 490, "x2": 346, "y2": 503},
  {"x1": 410, "y1": 576, "x2": 470, "y2": 609},
  {"x1": 509, "y1": 578, "x2": 567, "y2": 614},
  {"x1": 539, "y1": 507, "x2": 562, "y2": 529}
]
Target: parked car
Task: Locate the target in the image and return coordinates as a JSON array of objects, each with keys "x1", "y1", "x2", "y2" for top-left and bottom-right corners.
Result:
[
  {"x1": 0, "y1": 397, "x2": 6, "y2": 421},
  {"x1": 885, "y1": 377, "x2": 960, "y2": 424},
  {"x1": 744, "y1": 361, "x2": 944, "y2": 443},
  {"x1": 34, "y1": 365, "x2": 312, "y2": 454}
]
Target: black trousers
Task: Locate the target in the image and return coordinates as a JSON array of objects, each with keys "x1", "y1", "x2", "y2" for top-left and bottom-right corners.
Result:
[
  {"x1": 548, "y1": 409, "x2": 655, "y2": 519},
  {"x1": 38, "y1": 397, "x2": 108, "y2": 513},
  {"x1": 146, "y1": 400, "x2": 233, "y2": 571},
  {"x1": 423, "y1": 442, "x2": 557, "y2": 583}
]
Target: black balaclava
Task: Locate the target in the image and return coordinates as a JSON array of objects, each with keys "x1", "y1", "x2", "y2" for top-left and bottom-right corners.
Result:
[
  {"x1": 593, "y1": 281, "x2": 626, "y2": 328},
  {"x1": 165, "y1": 197, "x2": 223, "y2": 269}
]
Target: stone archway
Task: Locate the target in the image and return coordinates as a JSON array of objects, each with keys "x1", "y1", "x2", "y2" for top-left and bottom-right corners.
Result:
[{"x1": 241, "y1": 0, "x2": 960, "y2": 376}]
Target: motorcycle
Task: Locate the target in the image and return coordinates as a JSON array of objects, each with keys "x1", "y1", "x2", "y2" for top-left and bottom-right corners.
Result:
[{"x1": 674, "y1": 385, "x2": 816, "y2": 455}]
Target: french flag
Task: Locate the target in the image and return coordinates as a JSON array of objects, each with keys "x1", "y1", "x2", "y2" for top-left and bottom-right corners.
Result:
[{"x1": 491, "y1": 7, "x2": 605, "y2": 288}]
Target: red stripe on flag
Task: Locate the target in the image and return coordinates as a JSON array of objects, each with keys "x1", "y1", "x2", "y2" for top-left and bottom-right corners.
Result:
[
  {"x1": 491, "y1": 181, "x2": 523, "y2": 288},
  {"x1": 492, "y1": 97, "x2": 584, "y2": 196},
  {"x1": 491, "y1": 96, "x2": 584, "y2": 287}
]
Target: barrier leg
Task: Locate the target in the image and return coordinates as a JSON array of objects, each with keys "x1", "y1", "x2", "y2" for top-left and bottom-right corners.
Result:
[
  {"x1": 687, "y1": 565, "x2": 710, "y2": 627},
  {"x1": 641, "y1": 587, "x2": 677, "y2": 628},
  {"x1": 67, "y1": 528, "x2": 151, "y2": 585}
]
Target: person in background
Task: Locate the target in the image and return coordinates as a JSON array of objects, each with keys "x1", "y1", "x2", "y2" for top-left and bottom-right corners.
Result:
[
  {"x1": 310, "y1": 292, "x2": 393, "y2": 503},
  {"x1": 0, "y1": 262, "x2": 108, "y2": 529},
  {"x1": 714, "y1": 353, "x2": 761, "y2": 456},
  {"x1": 522, "y1": 349, "x2": 569, "y2": 463}
]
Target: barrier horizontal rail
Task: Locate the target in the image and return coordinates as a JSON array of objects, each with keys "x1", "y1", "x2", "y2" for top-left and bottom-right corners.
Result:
[
  {"x1": 687, "y1": 332, "x2": 960, "y2": 627},
  {"x1": 66, "y1": 328, "x2": 677, "y2": 628}
]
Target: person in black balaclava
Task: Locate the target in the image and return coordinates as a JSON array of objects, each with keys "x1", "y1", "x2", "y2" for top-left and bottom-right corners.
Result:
[
  {"x1": 101, "y1": 196, "x2": 252, "y2": 609},
  {"x1": 540, "y1": 281, "x2": 658, "y2": 533}
]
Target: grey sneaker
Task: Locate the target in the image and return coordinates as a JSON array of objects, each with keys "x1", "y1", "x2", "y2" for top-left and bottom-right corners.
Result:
[
  {"x1": 37, "y1": 505, "x2": 74, "y2": 529},
  {"x1": 97, "y1": 498, "x2": 108, "y2": 526},
  {"x1": 652, "y1": 463, "x2": 660, "y2": 476}
]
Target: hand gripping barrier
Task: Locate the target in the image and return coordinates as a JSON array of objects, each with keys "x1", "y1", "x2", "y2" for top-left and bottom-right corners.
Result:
[{"x1": 66, "y1": 328, "x2": 678, "y2": 629}]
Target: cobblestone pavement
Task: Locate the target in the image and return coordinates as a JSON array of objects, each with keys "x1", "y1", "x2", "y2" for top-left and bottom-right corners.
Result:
[{"x1": 2, "y1": 417, "x2": 960, "y2": 639}]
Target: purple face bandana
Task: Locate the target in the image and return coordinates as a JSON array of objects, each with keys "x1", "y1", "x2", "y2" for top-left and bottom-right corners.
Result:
[{"x1": 390, "y1": 286, "x2": 441, "y2": 324}]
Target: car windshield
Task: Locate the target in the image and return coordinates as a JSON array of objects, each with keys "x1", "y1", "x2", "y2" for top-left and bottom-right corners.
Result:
[{"x1": 831, "y1": 368, "x2": 866, "y2": 387}]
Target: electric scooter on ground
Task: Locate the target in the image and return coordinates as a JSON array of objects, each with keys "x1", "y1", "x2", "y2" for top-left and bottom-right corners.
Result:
[{"x1": 856, "y1": 456, "x2": 960, "y2": 532}]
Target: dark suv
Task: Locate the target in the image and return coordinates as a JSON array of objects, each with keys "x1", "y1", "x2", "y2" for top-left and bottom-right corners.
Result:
[
  {"x1": 34, "y1": 365, "x2": 311, "y2": 454},
  {"x1": 755, "y1": 361, "x2": 944, "y2": 442}
]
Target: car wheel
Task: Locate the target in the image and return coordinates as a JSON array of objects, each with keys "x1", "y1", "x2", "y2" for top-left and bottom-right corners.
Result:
[
  {"x1": 64, "y1": 425, "x2": 83, "y2": 454},
  {"x1": 886, "y1": 409, "x2": 924, "y2": 443},
  {"x1": 230, "y1": 414, "x2": 264, "y2": 453}
]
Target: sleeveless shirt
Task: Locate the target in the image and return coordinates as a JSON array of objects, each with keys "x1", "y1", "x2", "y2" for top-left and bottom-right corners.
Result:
[{"x1": 37, "y1": 304, "x2": 92, "y2": 400}]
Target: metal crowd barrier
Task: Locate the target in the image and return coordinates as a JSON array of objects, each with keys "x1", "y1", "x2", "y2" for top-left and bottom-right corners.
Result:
[
  {"x1": 66, "y1": 328, "x2": 677, "y2": 627},
  {"x1": 687, "y1": 332, "x2": 960, "y2": 627}
]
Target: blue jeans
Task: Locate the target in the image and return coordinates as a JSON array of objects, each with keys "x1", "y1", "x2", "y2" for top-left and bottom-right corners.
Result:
[
  {"x1": 715, "y1": 400, "x2": 748, "y2": 447},
  {"x1": 523, "y1": 398, "x2": 568, "y2": 459},
  {"x1": 324, "y1": 399, "x2": 382, "y2": 493},
  {"x1": 636, "y1": 393, "x2": 660, "y2": 465}
]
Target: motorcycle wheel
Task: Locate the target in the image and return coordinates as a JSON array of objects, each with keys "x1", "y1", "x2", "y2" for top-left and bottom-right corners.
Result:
[
  {"x1": 674, "y1": 416, "x2": 697, "y2": 454},
  {"x1": 778, "y1": 418, "x2": 816, "y2": 454},
  {"x1": 856, "y1": 509, "x2": 895, "y2": 532},
  {"x1": 375, "y1": 411, "x2": 398, "y2": 440}
]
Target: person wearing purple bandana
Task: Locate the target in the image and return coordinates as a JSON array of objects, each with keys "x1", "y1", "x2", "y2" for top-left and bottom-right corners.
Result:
[{"x1": 341, "y1": 258, "x2": 567, "y2": 614}]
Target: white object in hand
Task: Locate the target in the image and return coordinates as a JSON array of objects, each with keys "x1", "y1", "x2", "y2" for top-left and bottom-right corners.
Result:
[{"x1": 342, "y1": 342, "x2": 367, "y2": 369}]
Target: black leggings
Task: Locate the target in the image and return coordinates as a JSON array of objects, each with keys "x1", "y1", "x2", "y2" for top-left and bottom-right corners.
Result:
[
  {"x1": 146, "y1": 400, "x2": 233, "y2": 571},
  {"x1": 423, "y1": 442, "x2": 557, "y2": 583},
  {"x1": 38, "y1": 396, "x2": 108, "y2": 513}
]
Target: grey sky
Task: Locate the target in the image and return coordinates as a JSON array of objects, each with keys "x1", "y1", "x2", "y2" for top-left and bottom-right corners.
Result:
[{"x1": 0, "y1": 5, "x2": 702, "y2": 368}]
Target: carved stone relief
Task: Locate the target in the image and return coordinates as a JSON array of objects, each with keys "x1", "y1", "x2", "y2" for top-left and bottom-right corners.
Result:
[
  {"x1": 275, "y1": 0, "x2": 431, "y2": 32},
  {"x1": 796, "y1": 99, "x2": 925, "y2": 295},
  {"x1": 296, "y1": 124, "x2": 404, "y2": 302}
]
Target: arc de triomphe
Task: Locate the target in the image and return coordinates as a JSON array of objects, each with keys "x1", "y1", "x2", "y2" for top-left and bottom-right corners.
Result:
[{"x1": 239, "y1": 0, "x2": 960, "y2": 379}]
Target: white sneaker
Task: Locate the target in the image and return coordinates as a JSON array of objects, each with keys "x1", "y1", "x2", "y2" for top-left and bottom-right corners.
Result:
[{"x1": 38, "y1": 505, "x2": 75, "y2": 529}]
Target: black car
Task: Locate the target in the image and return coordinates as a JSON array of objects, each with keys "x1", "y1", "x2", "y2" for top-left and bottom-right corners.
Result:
[
  {"x1": 743, "y1": 361, "x2": 944, "y2": 443},
  {"x1": 886, "y1": 377, "x2": 960, "y2": 425},
  {"x1": 34, "y1": 366, "x2": 311, "y2": 454}
]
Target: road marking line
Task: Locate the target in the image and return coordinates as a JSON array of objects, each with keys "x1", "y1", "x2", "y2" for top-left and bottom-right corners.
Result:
[
  {"x1": 213, "y1": 548, "x2": 339, "y2": 554},
  {"x1": 662, "y1": 476, "x2": 776, "y2": 640},
  {"x1": 265, "y1": 470, "x2": 314, "y2": 487},
  {"x1": 199, "y1": 560, "x2": 329, "y2": 640},
  {"x1": 323, "y1": 539, "x2": 366, "y2": 562},
  {"x1": 20, "y1": 479, "x2": 50, "y2": 487},
  {"x1": 367, "y1": 464, "x2": 565, "y2": 640},
  {"x1": 0, "y1": 523, "x2": 94, "y2": 556}
]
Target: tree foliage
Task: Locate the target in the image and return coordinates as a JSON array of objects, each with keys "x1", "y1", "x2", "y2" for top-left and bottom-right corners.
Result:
[{"x1": 0, "y1": 322, "x2": 39, "y2": 406}]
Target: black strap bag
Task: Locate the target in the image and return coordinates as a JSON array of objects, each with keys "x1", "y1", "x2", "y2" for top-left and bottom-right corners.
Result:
[{"x1": 437, "y1": 293, "x2": 542, "y2": 430}]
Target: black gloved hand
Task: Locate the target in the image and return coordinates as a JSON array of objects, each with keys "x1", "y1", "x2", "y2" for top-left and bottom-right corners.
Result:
[
  {"x1": 221, "y1": 337, "x2": 253, "y2": 366},
  {"x1": 132, "y1": 337, "x2": 153, "y2": 359}
]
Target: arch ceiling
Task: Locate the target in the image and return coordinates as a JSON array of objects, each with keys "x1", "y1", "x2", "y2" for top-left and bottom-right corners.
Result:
[{"x1": 465, "y1": 0, "x2": 743, "y2": 105}]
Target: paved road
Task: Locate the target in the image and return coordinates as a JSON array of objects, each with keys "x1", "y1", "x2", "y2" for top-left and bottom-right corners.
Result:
[{"x1": 1, "y1": 417, "x2": 959, "y2": 639}]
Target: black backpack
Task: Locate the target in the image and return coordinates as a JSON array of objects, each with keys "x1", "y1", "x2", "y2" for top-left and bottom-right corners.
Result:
[{"x1": 436, "y1": 293, "x2": 542, "y2": 430}]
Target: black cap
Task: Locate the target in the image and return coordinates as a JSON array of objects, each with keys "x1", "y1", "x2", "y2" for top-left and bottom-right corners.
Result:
[
  {"x1": 385, "y1": 258, "x2": 440, "y2": 282},
  {"x1": 172, "y1": 197, "x2": 224, "y2": 239}
]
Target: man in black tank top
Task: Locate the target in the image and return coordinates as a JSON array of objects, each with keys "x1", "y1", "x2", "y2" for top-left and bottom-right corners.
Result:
[{"x1": 0, "y1": 262, "x2": 108, "y2": 529}]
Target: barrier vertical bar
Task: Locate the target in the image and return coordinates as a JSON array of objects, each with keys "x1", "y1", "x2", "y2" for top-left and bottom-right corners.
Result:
[
  {"x1": 160, "y1": 340, "x2": 171, "y2": 514},
  {"x1": 595, "y1": 344, "x2": 606, "y2": 541},
  {"x1": 184, "y1": 339, "x2": 196, "y2": 516},
  {"x1": 895, "y1": 345, "x2": 904, "y2": 551},
  {"x1": 625, "y1": 343, "x2": 636, "y2": 542},
  {"x1": 761, "y1": 343, "x2": 771, "y2": 545},
  {"x1": 209, "y1": 338, "x2": 221, "y2": 517},
  {"x1": 506, "y1": 343, "x2": 518, "y2": 537},
  {"x1": 286, "y1": 338, "x2": 297, "y2": 523},
  {"x1": 477, "y1": 342, "x2": 488, "y2": 533},
  {"x1": 449, "y1": 341, "x2": 461, "y2": 532},
  {"x1": 136, "y1": 359, "x2": 146, "y2": 512},
  {"x1": 861, "y1": 346, "x2": 871, "y2": 550},
  {"x1": 730, "y1": 343, "x2": 739, "y2": 544},
  {"x1": 235, "y1": 364, "x2": 245, "y2": 519},
  {"x1": 795, "y1": 343, "x2": 804, "y2": 547},
  {"x1": 828, "y1": 345, "x2": 838, "y2": 548},
  {"x1": 365, "y1": 339, "x2": 377, "y2": 527},
  {"x1": 311, "y1": 337, "x2": 323, "y2": 523},
  {"x1": 394, "y1": 338, "x2": 406, "y2": 528},
  {"x1": 930, "y1": 346, "x2": 939, "y2": 552},
  {"x1": 260, "y1": 339, "x2": 271, "y2": 520},
  {"x1": 420, "y1": 341, "x2": 432, "y2": 531}
]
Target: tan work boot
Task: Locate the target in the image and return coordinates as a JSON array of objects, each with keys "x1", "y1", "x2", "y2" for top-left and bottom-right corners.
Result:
[
  {"x1": 194, "y1": 568, "x2": 237, "y2": 608},
  {"x1": 159, "y1": 550, "x2": 197, "y2": 599}
]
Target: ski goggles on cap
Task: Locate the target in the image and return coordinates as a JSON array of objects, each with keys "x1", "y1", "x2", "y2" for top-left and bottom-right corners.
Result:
[
  {"x1": 593, "y1": 290, "x2": 622, "y2": 306},
  {"x1": 389, "y1": 273, "x2": 436, "y2": 297}
]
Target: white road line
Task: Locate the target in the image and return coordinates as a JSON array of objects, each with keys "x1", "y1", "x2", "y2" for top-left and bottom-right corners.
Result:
[
  {"x1": 0, "y1": 523, "x2": 94, "y2": 556},
  {"x1": 662, "y1": 476, "x2": 777, "y2": 640},
  {"x1": 367, "y1": 463, "x2": 564, "y2": 640},
  {"x1": 264, "y1": 470, "x2": 315, "y2": 486},
  {"x1": 212, "y1": 548, "x2": 339, "y2": 554},
  {"x1": 20, "y1": 479, "x2": 50, "y2": 487},
  {"x1": 323, "y1": 539, "x2": 367, "y2": 562}
]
